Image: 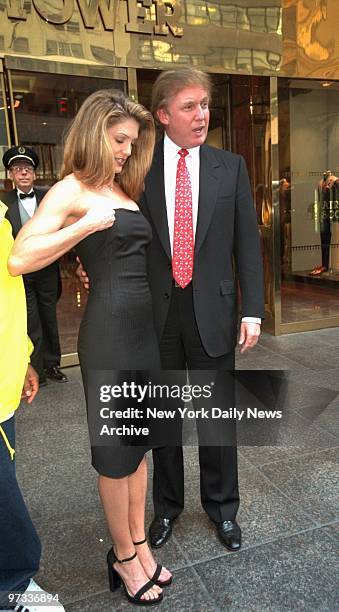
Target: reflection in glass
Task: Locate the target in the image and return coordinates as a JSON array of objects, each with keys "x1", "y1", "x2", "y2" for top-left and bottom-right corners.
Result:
[
  {"x1": 179, "y1": 1, "x2": 281, "y2": 33},
  {"x1": 230, "y1": 75, "x2": 272, "y2": 313},
  {"x1": 11, "y1": 72, "x2": 125, "y2": 182},
  {"x1": 230, "y1": 75, "x2": 271, "y2": 225}
]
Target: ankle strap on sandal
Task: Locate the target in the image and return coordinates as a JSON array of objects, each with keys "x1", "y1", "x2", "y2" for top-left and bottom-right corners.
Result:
[
  {"x1": 116, "y1": 551, "x2": 137, "y2": 564},
  {"x1": 133, "y1": 538, "x2": 147, "y2": 546}
]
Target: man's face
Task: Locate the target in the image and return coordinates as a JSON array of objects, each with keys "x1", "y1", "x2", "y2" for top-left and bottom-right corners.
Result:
[
  {"x1": 8, "y1": 161, "x2": 35, "y2": 193},
  {"x1": 157, "y1": 85, "x2": 210, "y2": 149}
]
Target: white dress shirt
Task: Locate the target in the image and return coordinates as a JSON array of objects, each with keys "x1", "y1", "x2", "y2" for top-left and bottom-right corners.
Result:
[
  {"x1": 163, "y1": 134, "x2": 260, "y2": 326},
  {"x1": 17, "y1": 189, "x2": 37, "y2": 218}
]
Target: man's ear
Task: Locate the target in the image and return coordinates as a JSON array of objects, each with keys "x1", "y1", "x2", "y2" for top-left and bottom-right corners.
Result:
[{"x1": 157, "y1": 107, "x2": 170, "y2": 126}]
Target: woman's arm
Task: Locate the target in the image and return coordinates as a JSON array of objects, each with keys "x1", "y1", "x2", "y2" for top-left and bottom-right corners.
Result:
[{"x1": 8, "y1": 178, "x2": 116, "y2": 275}]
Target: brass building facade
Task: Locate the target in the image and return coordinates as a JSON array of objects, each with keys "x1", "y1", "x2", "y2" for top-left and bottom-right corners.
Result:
[{"x1": 0, "y1": 0, "x2": 338, "y2": 361}]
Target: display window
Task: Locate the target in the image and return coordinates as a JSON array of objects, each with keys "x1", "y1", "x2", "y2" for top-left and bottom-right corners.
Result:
[{"x1": 278, "y1": 78, "x2": 339, "y2": 325}]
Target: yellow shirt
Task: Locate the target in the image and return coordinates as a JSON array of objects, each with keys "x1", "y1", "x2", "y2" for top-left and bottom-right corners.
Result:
[{"x1": 0, "y1": 200, "x2": 33, "y2": 420}]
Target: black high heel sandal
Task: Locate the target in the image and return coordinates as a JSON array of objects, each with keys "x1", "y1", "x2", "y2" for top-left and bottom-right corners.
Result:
[
  {"x1": 134, "y1": 538, "x2": 173, "y2": 587},
  {"x1": 107, "y1": 547, "x2": 163, "y2": 606}
]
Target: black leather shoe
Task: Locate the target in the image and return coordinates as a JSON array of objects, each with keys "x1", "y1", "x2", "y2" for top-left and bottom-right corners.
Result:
[
  {"x1": 216, "y1": 521, "x2": 241, "y2": 551},
  {"x1": 149, "y1": 517, "x2": 174, "y2": 548},
  {"x1": 44, "y1": 365, "x2": 68, "y2": 383}
]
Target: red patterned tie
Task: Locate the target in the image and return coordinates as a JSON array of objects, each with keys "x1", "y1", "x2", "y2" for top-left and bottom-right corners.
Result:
[{"x1": 173, "y1": 149, "x2": 194, "y2": 288}]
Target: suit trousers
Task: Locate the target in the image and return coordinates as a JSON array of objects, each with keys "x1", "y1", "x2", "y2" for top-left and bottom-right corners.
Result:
[
  {"x1": 152, "y1": 283, "x2": 239, "y2": 523},
  {"x1": 24, "y1": 272, "x2": 61, "y2": 378}
]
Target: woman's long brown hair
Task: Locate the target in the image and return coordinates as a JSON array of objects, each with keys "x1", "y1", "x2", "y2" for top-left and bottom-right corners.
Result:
[{"x1": 61, "y1": 89, "x2": 155, "y2": 201}]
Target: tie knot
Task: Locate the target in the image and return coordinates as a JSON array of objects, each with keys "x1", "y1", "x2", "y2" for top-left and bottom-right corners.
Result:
[{"x1": 178, "y1": 149, "x2": 189, "y2": 159}]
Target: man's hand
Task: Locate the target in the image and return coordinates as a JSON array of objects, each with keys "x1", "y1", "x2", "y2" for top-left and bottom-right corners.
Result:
[
  {"x1": 21, "y1": 364, "x2": 39, "y2": 403},
  {"x1": 238, "y1": 322, "x2": 261, "y2": 353},
  {"x1": 76, "y1": 257, "x2": 89, "y2": 291}
]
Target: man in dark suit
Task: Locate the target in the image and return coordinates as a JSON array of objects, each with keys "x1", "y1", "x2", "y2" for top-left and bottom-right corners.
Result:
[
  {"x1": 2, "y1": 146, "x2": 68, "y2": 385},
  {"x1": 140, "y1": 68, "x2": 265, "y2": 551}
]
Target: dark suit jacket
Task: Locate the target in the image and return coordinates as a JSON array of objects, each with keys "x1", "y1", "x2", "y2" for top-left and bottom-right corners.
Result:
[
  {"x1": 3, "y1": 187, "x2": 61, "y2": 286},
  {"x1": 139, "y1": 140, "x2": 265, "y2": 357}
]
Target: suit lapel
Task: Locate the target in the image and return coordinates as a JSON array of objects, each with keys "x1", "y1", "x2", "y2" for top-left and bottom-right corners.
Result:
[
  {"x1": 35, "y1": 188, "x2": 43, "y2": 205},
  {"x1": 5, "y1": 190, "x2": 22, "y2": 237},
  {"x1": 5, "y1": 188, "x2": 45, "y2": 237},
  {"x1": 34, "y1": 187, "x2": 48, "y2": 206},
  {"x1": 145, "y1": 142, "x2": 223, "y2": 261},
  {"x1": 146, "y1": 140, "x2": 171, "y2": 261},
  {"x1": 194, "y1": 145, "x2": 222, "y2": 258}
]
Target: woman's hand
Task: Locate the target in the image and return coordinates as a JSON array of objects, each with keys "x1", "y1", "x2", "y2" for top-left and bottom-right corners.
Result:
[{"x1": 77, "y1": 193, "x2": 116, "y2": 233}]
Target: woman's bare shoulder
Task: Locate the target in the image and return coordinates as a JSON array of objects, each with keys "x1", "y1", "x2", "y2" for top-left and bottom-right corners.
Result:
[
  {"x1": 48, "y1": 174, "x2": 83, "y2": 198},
  {"x1": 39, "y1": 175, "x2": 85, "y2": 217}
]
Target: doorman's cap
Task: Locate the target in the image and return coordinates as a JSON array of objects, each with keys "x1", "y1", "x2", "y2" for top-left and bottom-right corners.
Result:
[{"x1": 2, "y1": 146, "x2": 39, "y2": 169}]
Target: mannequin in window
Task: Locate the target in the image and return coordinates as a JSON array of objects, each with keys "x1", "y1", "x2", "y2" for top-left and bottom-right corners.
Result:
[{"x1": 310, "y1": 172, "x2": 338, "y2": 276}]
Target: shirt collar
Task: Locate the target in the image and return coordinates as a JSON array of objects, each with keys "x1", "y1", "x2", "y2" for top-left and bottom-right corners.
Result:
[
  {"x1": 164, "y1": 133, "x2": 200, "y2": 161},
  {"x1": 17, "y1": 188, "x2": 34, "y2": 197}
]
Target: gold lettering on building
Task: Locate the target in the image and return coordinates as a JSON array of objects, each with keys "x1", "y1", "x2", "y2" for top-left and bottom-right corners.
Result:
[
  {"x1": 6, "y1": 0, "x2": 183, "y2": 35},
  {"x1": 6, "y1": 0, "x2": 116, "y2": 29},
  {"x1": 32, "y1": 0, "x2": 74, "y2": 25},
  {"x1": 154, "y1": 0, "x2": 183, "y2": 37},
  {"x1": 126, "y1": 0, "x2": 153, "y2": 34},
  {"x1": 119, "y1": 0, "x2": 183, "y2": 37},
  {"x1": 77, "y1": 0, "x2": 117, "y2": 30}
]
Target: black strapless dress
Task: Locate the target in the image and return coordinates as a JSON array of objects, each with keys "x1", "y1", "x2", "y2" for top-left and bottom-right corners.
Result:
[{"x1": 76, "y1": 209, "x2": 161, "y2": 478}]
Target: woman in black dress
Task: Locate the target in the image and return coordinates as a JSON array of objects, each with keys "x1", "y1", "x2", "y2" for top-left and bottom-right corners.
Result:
[{"x1": 9, "y1": 89, "x2": 171, "y2": 605}]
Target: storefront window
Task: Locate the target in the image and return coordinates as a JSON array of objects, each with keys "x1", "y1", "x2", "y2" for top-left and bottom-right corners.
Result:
[{"x1": 278, "y1": 79, "x2": 339, "y2": 324}]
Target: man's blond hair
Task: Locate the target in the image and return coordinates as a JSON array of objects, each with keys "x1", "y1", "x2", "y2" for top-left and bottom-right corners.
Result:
[{"x1": 151, "y1": 67, "x2": 212, "y2": 124}]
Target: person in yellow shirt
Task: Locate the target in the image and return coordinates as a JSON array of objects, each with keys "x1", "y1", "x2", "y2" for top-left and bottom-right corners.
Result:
[{"x1": 0, "y1": 200, "x2": 64, "y2": 611}]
